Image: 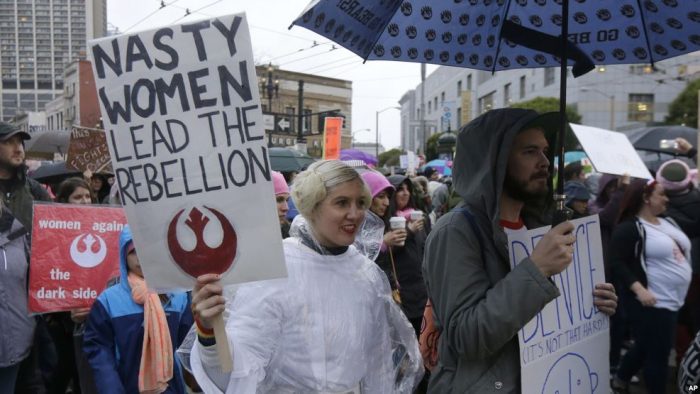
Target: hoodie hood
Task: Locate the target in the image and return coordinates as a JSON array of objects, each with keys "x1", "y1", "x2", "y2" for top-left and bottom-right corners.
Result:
[
  {"x1": 118, "y1": 225, "x2": 134, "y2": 291},
  {"x1": 453, "y1": 109, "x2": 560, "y2": 230}
]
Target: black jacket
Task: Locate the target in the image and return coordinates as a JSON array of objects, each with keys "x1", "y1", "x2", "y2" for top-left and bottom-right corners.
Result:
[{"x1": 610, "y1": 217, "x2": 682, "y2": 291}]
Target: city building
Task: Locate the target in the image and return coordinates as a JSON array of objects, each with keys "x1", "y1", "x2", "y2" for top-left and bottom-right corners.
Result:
[
  {"x1": 0, "y1": 0, "x2": 107, "y2": 121},
  {"x1": 256, "y1": 64, "x2": 352, "y2": 157},
  {"x1": 400, "y1": 53, "x2": 700, "y2": 153},
  {"x1": 61, "y1": 58, "x2": 100, "y2": 128}
]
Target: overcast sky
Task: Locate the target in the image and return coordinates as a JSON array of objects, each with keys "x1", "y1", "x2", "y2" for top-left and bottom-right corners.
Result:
[{"x1": 107, "y1": 0, "x2": 439, "y2": 150}]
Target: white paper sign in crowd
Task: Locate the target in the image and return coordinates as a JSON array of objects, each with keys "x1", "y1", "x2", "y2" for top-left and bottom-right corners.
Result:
[
  {"x1": 507, "y1": 215, "x2": 610, "y2": 393},
  {"x1": 89, "y1": 13, "x2": 287, "y2": 291},
  {"x1": 570, "y1": 123, "x2": 653, "y2": 180}
]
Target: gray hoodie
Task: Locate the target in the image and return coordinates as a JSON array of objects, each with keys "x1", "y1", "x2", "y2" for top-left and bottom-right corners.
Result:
[{"x1": 423, "y1": 109, "x2": 560, "y2": 393}]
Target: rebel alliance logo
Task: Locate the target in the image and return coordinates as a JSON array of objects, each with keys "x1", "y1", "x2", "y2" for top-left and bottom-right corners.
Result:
[
  {"x1": 70, "y1": 234, "x2": 107, "y2": 268},
  {"x1": 167, "y1": 206, "x2": 237, "y2": 278}
]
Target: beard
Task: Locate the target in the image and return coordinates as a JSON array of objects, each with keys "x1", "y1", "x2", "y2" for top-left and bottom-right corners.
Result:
[
  {"x1": 0, "y1": 155, "x2": 21, "y2": 173},
  {"x1": 503, "y1": 171, "x2": 549, "y2": 203}
]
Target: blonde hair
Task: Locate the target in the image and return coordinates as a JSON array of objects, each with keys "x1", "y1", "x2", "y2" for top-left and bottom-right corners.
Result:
[{"x1": 291, "y1": 160, "x2": 371, "y2": 219}]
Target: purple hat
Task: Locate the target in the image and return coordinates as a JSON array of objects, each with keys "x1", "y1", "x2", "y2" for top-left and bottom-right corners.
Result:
[
  {"x1": 657, "y1": 159, "x2": 692, "y2": 192},
  {"x1": 361, "y1": 171, "x2": 394, "y2": 199},
  {"x1": 271, "y1": 171, "x2": 289, "y2": 195}
]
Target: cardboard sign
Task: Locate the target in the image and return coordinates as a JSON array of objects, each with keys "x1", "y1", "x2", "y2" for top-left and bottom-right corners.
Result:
[
  {"x1": 323, "y1": 117, "x2": 343, "y2": 160},
  {"x1": 89, "y1": 13, "x2": 286, "y2": 291},
  {"x1": 66, "y1": 126, "x2": 113, "y2": 173},
  {"x1": 29, "y1": 204, "x2": 125, "y2": 313},
  {"x1": 570, "y1": 124, "x2": 652, "y2": 179},
  {"x1": 507, "y1": 215, "x2": 610, "y2": 392}
]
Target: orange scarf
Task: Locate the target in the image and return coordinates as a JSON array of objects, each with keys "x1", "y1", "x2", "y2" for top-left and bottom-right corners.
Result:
[{"x1": 128, "y1": 273, "x2": 173, "y2": 394}]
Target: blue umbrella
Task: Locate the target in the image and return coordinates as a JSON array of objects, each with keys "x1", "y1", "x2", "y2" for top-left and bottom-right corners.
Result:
[
  {"x1": 291, "y1": 0, "x2": 700, "y2": 197},
  {"x1": 422, "y1": 159, "x2": 452, "y2": 176}
]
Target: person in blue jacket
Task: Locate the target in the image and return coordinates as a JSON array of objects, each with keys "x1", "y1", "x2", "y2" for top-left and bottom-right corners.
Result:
[{"x1": 82, "y1": 225, "x2": 193, "y2": 393}]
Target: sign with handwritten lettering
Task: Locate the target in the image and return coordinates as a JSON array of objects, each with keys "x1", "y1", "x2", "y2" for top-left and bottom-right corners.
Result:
[
  {"x1": 66, "y1": 126, "x2": 113, "y2": 173},
  {"x1": 89, "y1": 13, "x2": 286, "y2": 291},
  {"x1": 570, "y1": 123, "x2": 652, "y2": 180},
  {"x1": 507, "y1": 215, "x2": 609, "y2": 393}
]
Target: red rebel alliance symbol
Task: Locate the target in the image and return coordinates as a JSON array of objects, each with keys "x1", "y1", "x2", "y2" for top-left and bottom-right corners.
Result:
[{"x1": 167, "y1": 206, "x2": 237, "y2": 278}]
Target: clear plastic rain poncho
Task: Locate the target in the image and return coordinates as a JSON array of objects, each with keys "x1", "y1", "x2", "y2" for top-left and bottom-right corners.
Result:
[{"x1": 177, "y1": 212, "x2": 423, "y2": 393}]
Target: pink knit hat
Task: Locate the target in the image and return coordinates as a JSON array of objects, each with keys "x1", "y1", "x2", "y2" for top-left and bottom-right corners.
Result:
[
  {"x1": 656, "y1": 159, "x2": 692, "y2": 192},
  {"x1": 271, "y1": 171, "x2": 289, "y2": 195},
  {"x1": 361, "y1": 170, "x2": 394, "y2": 199}
]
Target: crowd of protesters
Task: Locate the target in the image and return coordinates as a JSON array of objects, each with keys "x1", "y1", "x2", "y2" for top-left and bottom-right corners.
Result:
[{"x1": 3, "y1": 109, "x2": 700, "y2": 393}]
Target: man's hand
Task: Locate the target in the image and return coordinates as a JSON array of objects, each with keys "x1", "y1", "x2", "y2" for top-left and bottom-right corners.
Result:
[
  {"x1": 676, "y1": 137, "x2": 693, "y2": 155},
  {"x1": 593, "y1": 283, "x2": 617, "y2": 316},
  {"x1": 530, "y1": 221, "x2": 575, "y2": 277},
  {"x1": 192, "y1": 274, "x2": 226, "y2": 329}
]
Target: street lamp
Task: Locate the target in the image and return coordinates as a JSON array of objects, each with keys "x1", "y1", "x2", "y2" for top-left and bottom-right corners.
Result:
[
  {"x1": 351, "y1": 128, "x2": 370, "y2": 148},
  {"x1": 375, "y1": 106, "x2": 401, "y2": 158},
  {"x1": 580, "y1": 87, "x2": 615, "y2": 130},
  {"x1": 260, "y1": 63, "x2": 279, "y2": 112}
]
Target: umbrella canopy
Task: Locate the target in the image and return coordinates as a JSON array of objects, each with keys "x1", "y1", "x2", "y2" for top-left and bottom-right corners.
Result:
[
  {"x1": 29, "y1": 161, "x2": 81, "y2": 185},
  {"x1": 292, "y1": 0, "x2": 700, "y2": 196},
  {"x1": 624, "y1": 125, "x2": 698, "y2": 154},
  {"x1": 422, "y1": 159, "x2": 452, "y2": 176},
  {"x1": 340, "y1": 149, "x2": 378, "y2": 166},
  {"x1": 24, "y1": 130, "x2": 71, "y2": 155},
  {"x1": 268, "y1": 147, "x2": 316, "y2": 172}
]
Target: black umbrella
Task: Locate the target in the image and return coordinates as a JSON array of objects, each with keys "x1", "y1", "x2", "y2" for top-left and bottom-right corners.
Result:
[
  {"x1": 29, "y1": 161, "x2": 81, "y2": 185},
  {"x1": 291, "y1": 0, "x2": 700, "y2": 202},
  {"x1": 25, "y1": 130, "x2": 71, "y2": 155},
  {"x1": 624, "y1": 125, "x2": 698, "y2": 154},
  {"x1": 268, "y1": 147, "x2": 316, "y2": 172}
]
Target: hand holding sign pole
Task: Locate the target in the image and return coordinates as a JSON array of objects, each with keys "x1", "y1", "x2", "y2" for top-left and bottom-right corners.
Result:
[{"x1": 168, "y1": 206, "x2": 235, "y2": 372}]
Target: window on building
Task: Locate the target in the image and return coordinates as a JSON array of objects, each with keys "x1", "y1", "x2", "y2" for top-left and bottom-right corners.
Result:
[
  {"x1": 428, "y1": 101, "x2": 431, "y2": 114},
  {"x1": 544, "y1": 68, "x2": 555, "y2": 86},
  {"x1": 285, "y1": 106, "x2": 295, "y2": 133},
  {"x1": 457, "y1": 107, "x2": 462, "y2": 128},
  {"x1": 519, "y1": 76, "x2": 526, "y2": 99},
  {"x1": 478, "y1": 91, "x2": 495, "y2": 114},
  {"x1": 416, "y1": 108, "x2": 421, "y2": 119},
  {"x1": 434, "y1": 97, "x2": 438, "y2": 110},
  {"x1": 457, "y1": 80, "x2": 462, "y2": 96},
  {"x1": 441, "y1": 92, "x2": 445, "y2": 104},
  {"x1": 628, "y1": 94, "x2": 654, "y2": 123},
  {"x1": 504, "y1": 83, "x2": 511, "y2": 106},
  {"x1": 467, "y1": 74, "x2": 472, "y2": 90}
]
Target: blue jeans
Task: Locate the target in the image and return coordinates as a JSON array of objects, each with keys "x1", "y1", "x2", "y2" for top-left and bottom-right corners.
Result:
[
  {"x1": 0, "y1": 363, "x2": 21, "y2": 393},
  {"x1": 617, "y1": 293, "x2": 677, "y2": 394}
]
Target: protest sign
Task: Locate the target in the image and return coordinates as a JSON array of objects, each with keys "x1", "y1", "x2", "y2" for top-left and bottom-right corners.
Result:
[
  {"x1": 323, "y1": 117, "x2": 342, "y2": 160},
  {"x1": 89, "y1": 13, "x2": 287, "y2": 292},
  {"x1": 570, "y1": 124, "x2": 652, "y2": 179},
  {"x1": 28, "y1": 204, "x2": 125, "y2": 313},
  {"x1": 507, "y1": 215, "x2": 609, "y2": 393},
  {"x1": 66, "y1": 126, "x2": 113, "y2": 173}
]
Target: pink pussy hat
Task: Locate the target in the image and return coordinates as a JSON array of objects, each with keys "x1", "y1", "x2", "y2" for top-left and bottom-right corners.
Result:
[
  {"x1": 361, "y1": 170, "x2": 394, "y2": 199},
  {"x1": 272, "y1": 171, "x2": 289, "y2": 195},
  {"x1": 656, "y1": 159, "x2": 692, "y2": 192}
]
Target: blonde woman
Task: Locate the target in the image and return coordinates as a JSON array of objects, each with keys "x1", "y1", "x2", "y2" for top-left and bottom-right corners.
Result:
[{"x1": 188, "y1": 160, "x2": 422, "y2": 393}]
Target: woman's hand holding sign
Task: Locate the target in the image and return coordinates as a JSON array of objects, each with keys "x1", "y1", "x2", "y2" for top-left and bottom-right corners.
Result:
[
  {"x1": 192, "y1": 273, "x2": 231, "y2": 372},
  {"x1": 192, "y1": 274, "x2": 226, "y2": 329}
]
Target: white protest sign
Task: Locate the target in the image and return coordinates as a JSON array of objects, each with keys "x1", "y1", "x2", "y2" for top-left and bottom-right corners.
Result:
[
  {"x1": 399, "y1": 154, "x2": 408, "y2": 169},
  {"x1": 570, "y1": 123, "x2": 652, "y2": 179},
  {"x1": 508, "y1": 215, "x2": 609, "y2": 393},
  {"x1": 89, "y1": 13, "x2": 287, "y2": 291}
]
